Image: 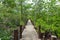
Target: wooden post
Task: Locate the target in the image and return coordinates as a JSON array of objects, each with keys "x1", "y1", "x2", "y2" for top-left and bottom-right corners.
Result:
[
  {"x1": 44, "y1": 31, "x2": 48, "y2": 40},
  {"x1": 53, "y1": 37, "x2": 57, "y2": 40},
  {"x1": 22, "y1": 25, "x2": 25, "y2": 31},
  {"x1": 20, "y1": 25, "x2": 22, "y2": 39},
  {"x1": 40, "y1": 33, "x2": 44, "y2": 40},
  {"x1": 49, "y1": 32, "x2": 51, "y2": 40},
  {"x1": 51, "y1": 35, "x2": 57, "y2": 40},
  {"x1": 14, "y1": 30, "x2": 18, "y2": 40},
  {"x1": 34, "y1": 27, "x2": 37, "y2": 30},
  {"x1": 38, "y1": 25, "x2": 41, "y2": 39},
  {"x1": 44, "y1": 31, "x2": 51, "y2": 40}
]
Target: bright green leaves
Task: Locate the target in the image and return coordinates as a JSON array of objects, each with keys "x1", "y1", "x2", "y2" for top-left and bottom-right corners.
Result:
[
  {"x1": 2, "y1": 0, "x2": 16, "y2": 8},
  {"x1": 32, "y1": 0, "x2": 60, "y2": 37}
]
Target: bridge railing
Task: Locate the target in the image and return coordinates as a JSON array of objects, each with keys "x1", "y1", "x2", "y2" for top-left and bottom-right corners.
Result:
[
  {"x1": 13, "y1": 20, "x2": 58, "y2": 40},
  {"x1": 13, "y1": 25, "x2": 25, "y2": 40}
]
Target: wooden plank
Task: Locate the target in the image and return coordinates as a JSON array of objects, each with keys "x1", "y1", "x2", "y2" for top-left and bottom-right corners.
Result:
[
  {"x1": 38, "y1": 25, "x2": 41, "y2": 39},
  {"x1": 14, "y1": 30, "x2": 18, "y2": 40},
  {"x1": 53, "y1": 37, "x2": 57, "y2": 40},
  {"x1": 44, "y1": 31, "x2": 51, "y2": 40},
  {"x1": 20, "y1": 25, "x2": 23, "y2": 39}
]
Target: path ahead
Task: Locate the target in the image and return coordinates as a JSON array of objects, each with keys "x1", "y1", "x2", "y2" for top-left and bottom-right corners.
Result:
[{"x1": 20, "y1": 19, "x2": 41, "y2": 40}]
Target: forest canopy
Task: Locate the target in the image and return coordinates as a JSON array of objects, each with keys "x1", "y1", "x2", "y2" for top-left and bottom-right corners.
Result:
[{"x1": 0, "y1": 0, "x2": 60, "y2": 40}]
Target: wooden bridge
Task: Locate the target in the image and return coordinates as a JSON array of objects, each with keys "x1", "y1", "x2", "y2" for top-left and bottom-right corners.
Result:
[{"x1": 13, "y1": 19, "x2": 58, "y2": 40}]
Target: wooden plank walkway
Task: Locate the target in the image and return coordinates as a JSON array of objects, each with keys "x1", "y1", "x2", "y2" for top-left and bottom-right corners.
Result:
[
  {"x1": 20, "y1": 19, "x2": 41, "y2": 40},
  {"x1": 13, "y1": 19, "x2": 58, "y2": 40}
]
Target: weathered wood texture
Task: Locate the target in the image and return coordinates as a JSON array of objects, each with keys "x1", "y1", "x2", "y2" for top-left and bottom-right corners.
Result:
[
  {"x1": 13, "y1": 20, "x2": 59, "y2": 40},
  {"x1": 14, "y1": 30, "x2": 18, "y2": 40},
  {"x1": 38, "y1": 25, "x2": 41, "y2": 39},
  {"x1": 20, "y1": 25, "x2": 23, "y2": 39}
]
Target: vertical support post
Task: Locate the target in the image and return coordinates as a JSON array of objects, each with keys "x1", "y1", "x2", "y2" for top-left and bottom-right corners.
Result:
[
  {"x1": 49, "y1": 37, "x2": 51, "y2": 40},
  {"x1": 49, "y1": 32, "x2": 51, "y2": 40},
  {"x1": 14, "y1": 30, "x2": 18, "y2": 40},
  {"x1": 20, "y1": 25, "x2": 22, "y2": 39},
  {"x1": 25, "y1": 19, "x2": 28, "y2": 25},
  {"x1": 34, "y1": 27, "x2": 37, "y2": 30},
  {"x1": 22, "y1": 25, "x2": 25, "y2": 31},
  {"x1": 31, "y1": 20, "x2": 34, "y2": 25},
  {"x1": 38, "y1": 25, "x2": 41, "y2": 39},
  {"x1": 53, "y1": 37, "x2": 57, "y2": 40},
  {"x1": 44, "y1": 31, "x2": 48, "y2": 40}
]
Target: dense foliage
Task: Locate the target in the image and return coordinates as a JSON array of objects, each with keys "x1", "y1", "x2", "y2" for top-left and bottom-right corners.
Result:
[{"x1": 0, "y1": 0, "x2": 60, "y2": 40}]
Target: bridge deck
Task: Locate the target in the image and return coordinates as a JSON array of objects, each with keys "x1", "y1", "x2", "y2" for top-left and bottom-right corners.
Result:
[{"x1": 20, "y1": 20, "x2": 41, "y2": 40}]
